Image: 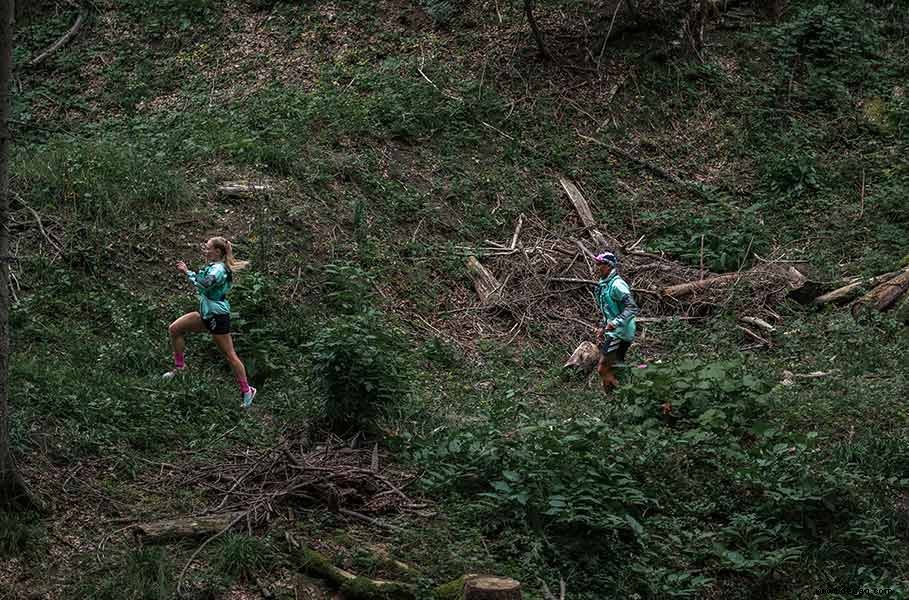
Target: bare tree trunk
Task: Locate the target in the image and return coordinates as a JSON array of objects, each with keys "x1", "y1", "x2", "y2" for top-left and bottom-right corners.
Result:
[
  {"x1": 0, "y1": 0, "x2": 36, "y2": 510},
  {"x1": 524, "y1": 0, "x2": 551, "y2": 60}
]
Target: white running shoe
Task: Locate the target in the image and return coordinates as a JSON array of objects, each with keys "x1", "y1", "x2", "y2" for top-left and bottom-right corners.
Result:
[
  {"x1": 161, "y1": 368, "x2": 185, "y2": 380},
  {"x1": 241, "y1": 386, "x2": 257, "y2": 409}
]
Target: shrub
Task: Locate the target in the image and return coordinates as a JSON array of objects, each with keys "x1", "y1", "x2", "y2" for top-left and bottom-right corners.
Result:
[
  {"x1": 770, "y1": 4, "x2": 884, "y2": 110},
  {"x1": 640, "y1": 197, "x2": 768, "y2": 272},
  {"x1": 618, "y1": 358, "x2": 770, "y2": 432},
  {"x1": 308, "y1": 309, "x2": 408, "y2": 431}
]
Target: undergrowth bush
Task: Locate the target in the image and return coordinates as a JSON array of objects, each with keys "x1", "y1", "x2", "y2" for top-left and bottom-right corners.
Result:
[
  {"x1": 308, "y1": 309, "x2": 408, "y2": 431},
  {"x1": 411, "y1": 359, "x2": 909, "y2": 599},
  {"x1": 619, "y1": 358, "x2": 769, "y2": 432},
  {"x1": 308, "y1": 263, "x2": 409, "y2": 431},
  {"x1": 640, "y1": 196, "x2": 767, "y2": 272},
  {"x1": 422, "y1": 0, "x2": 466, "y2": 26},
  {"x1": 771, "y1": 3, "x2": 884, "y2": 110}
]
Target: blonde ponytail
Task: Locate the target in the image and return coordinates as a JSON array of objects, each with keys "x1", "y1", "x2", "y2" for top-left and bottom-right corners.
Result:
[{"x1": 210, "y1": 236, "x2": 249, "y2": 272}]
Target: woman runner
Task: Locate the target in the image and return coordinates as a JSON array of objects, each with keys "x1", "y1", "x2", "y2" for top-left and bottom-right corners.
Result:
[{"x1": 162, "y1": 236, "x2": 257, "y2": 408}]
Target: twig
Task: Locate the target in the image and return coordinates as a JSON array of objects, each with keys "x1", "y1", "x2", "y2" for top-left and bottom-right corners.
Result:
[
  {"x1": 338, "y1": 508, "x2": 402, "y2": 531},
  {"x1": 549, "y1": 277, "x2": 597, "y2": 285},
  {"x1": 289, "y1": 265, "x2": 303, "y2": 301},
  {"x1": 577, "y1": 131, "x2": 706, "y2": 197},
  {"x1": 13, "y1": 194, "x2": 63, "y2": 255},
  {"x1": 482, "y1": 121, "x2": 515, "y2": 141},
  {"x1": 740, "y1": 316, "x2": 775, "y2": 333},
  {"x1": 598, "y1": 0, "x2": 622, "y2": 63},
  {"x1": 736, "y1": 325, "x2": 770, "y2": 346},
  {"x1": 176, "y1": 511, "x2": 248, "y2": 596},
  {"x1": 29, "y1": 10, "x2": 86, "y2": 68}
]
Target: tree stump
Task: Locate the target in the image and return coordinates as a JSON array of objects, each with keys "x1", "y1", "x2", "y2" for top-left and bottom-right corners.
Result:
[
  {"x1": 466, "y1": 256, "x2": 503, "y2": 305},
  {"x1": 464, "y1": 576, "x2": 522, "y2": 600}
]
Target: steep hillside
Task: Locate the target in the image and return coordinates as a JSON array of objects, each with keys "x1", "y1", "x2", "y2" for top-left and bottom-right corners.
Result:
[{"x1": 2, "y1": 1, "x2": 908, "y2": 599}]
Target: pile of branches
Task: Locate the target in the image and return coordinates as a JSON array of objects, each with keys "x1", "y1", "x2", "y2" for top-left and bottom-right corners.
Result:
[
  {"x1": 450, "y1": 177, "x2": 808, "y2": 349},
  {"x1": 143, "y1": 430, "x2": 424, "y2": 539}
]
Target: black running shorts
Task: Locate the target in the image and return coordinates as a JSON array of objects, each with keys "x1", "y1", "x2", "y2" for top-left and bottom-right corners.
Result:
[
  {"x1": 204, "y1": 313, "x2": 231, "y2": 335},
  {"x1": 599, "y1": 337, "x2": 631, "y2": 363}
]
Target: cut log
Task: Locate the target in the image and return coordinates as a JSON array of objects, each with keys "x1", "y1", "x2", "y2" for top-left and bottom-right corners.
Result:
[
  {"x1": 813, "y1": 270, "x2": 901, "y2": 306},
  {"x1": 466, "y1": 256, "x2": 503, "y2": 305},
  {"x1": 854, "y1": 267, "x2": 909, "y2": 312},
  {"x1": 559, "y1": 177, "x2": 609, "y2": 250},
  {"x1": 217, "y1": 182, "x2": 272, "y2": 198},
  {"x1": 464, "y1": 576, "x2": 522, "y2": 600},
  {"x1": 133, "y1": 511, "x2": 247, "y2": 543},
  {"x1": 662, "y1": 272, "x2": 743, "y2": 298}
]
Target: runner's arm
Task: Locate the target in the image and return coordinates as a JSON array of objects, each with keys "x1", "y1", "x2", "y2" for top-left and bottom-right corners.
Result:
[
  {"x1": 609, "y1": 286, "x2": 640, "y2": 328},
  {"x1": 186, "y1": 266, "x2": 224, "y2": 291}
]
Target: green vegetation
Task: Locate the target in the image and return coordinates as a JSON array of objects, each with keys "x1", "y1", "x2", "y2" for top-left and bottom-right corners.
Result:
[{"x1": 4, "y1": 0, "x2": 908, "y2": 598}]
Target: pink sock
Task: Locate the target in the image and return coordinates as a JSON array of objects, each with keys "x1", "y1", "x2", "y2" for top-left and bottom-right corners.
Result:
[
  {"x1": 174, "y1": 352, "x2": 185, "y2": 369},
  {"x1": 237, "y1": 378, "x2": 250, "y2": 394}
]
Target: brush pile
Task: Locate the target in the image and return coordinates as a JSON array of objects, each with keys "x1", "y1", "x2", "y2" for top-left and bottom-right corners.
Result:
[
  {"x1": 158, "y1": 430, "x2": 423, "y2": 533},
  {"x1": 451, "y1": 177, "x2": 816, "y2": 349}
]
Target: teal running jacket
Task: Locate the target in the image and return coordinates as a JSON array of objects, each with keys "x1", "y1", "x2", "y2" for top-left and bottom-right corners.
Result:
[
  {"x1": 187, "y1": 262, "x2": 232, "y2": 319},
  {"x1": 595, "y1": 271, "x2": 639, "y2": 342}
]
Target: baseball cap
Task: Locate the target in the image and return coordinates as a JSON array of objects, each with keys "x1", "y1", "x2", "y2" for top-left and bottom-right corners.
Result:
[{"x1": 594, "y1": 251, "x2": 618, "y2": 266}]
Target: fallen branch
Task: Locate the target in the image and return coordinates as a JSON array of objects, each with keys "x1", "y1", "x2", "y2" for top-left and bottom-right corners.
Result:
[
  {"x1": 465, "y1": 576, "x2": 523, "y2": 600},
  {"x1": 663, "y1": 272, "x2": 744, "y2": 298},
  {"x1": 287, "y1": 532, "x2": 417, "y2": 600},
  {"x1": 13, "y1": 194, "x2": 62, "y2": 255},
  {"x1": 559, "y1": 176, "x2": 610, "y2": 250},
  {"x1": 736, "y1": 325, "x2": 770, "y2": 346},
  {"x1": 338, "y1": 508, "x2": 402, "y2": 532},
  {"x1": 852, "y1": 267, "x2": 909, "y2": 313},
  {"x1": 29, "y1": 10, "x2": 86, "y2": 68},
  {"x1": 813, "y1": 270, "x2": 900, "y2": 306},
  {"x1": 510, "y1": 214, "x2": 525, "y2": 250},
  {"x1": 740, "y1": 316, "x2": 776, "y2": 333},
  {"x1": 541, "y1": 576, "x2": 566, "y2": 600},
  {"x1": 781, "y1": 369, "x2": 836, "y2": 386},
  {"x1": 217, "y1": 181, "x2": 272, "y2": 198},
  {"x1": 577, "y1": 132, "x2": 705, "y2": 196},
  {"x1": 549, "y1": 277, "x2": 597, "y2": 285},
  {"x1": 133, "y1": 511, "x2": 247, "y2": 543}
]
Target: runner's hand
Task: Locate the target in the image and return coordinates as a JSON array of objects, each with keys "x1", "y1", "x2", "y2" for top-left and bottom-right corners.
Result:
[
  {"x1": 176, "y1": 261, "x2": 188, "y2": 274},
  {"x1": 605, "y1": 322, "x2": 616, "y2": 331}
]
